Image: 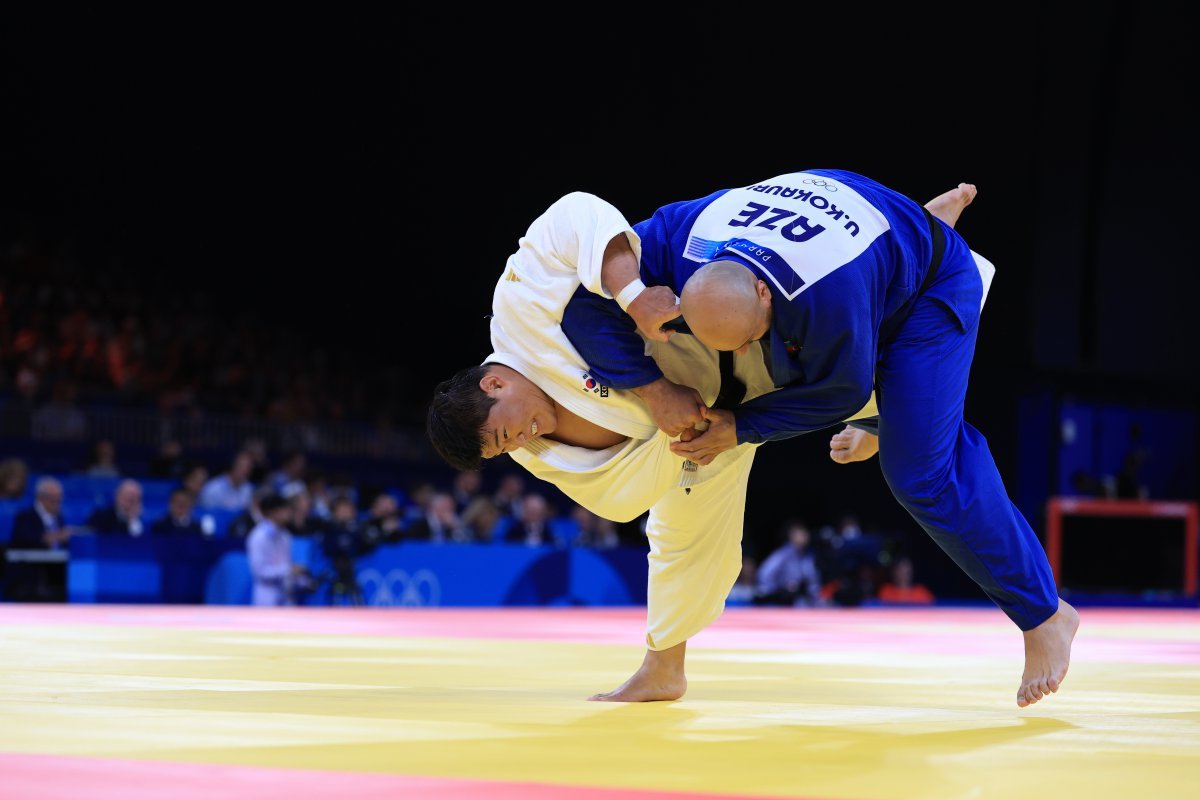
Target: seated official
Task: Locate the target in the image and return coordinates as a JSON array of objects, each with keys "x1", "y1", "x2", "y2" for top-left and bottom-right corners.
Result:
[
  {"x1": 459, "y1": 496, "x2": 509, "y2": 544},
  {"x1": 7, "y1": 476, "x2": 71, "y2": 602},
  {"x1": 503, "y1": 493, "x2": 555, "y2": 547},
  {"x1": 403, "y1": 492, "x2": 464, "y2": 544},
  {"x1": 86, "y1": 478, "x2": 146, "y2": 536},
  {"x1": 150, "y1": 488, "x2": 206, "y2": 537},
  {"x1": 10, "y1": 476, "x2": 71, "y2": 551}
]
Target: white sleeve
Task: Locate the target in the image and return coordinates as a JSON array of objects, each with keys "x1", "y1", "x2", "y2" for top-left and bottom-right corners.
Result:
[
  {"x1": 510, "y1": 191, "x2": 641, "y2": 298},
  {"x1": 487, "y1": 193, "x2": 660, "y2": 440},
  {"x1": 490, "y1": 192, "x2": 638, "y2": 374}
]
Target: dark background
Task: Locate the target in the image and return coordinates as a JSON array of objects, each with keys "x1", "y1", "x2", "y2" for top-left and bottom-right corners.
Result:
[{"x1": 3, "y1": 6, "x2": 1197, "y2": 592}]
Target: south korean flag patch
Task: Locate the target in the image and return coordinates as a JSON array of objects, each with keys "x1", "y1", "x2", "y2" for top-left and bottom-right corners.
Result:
[{"x1": 581, "y1": 372, "x2": 609, "y2": 397}]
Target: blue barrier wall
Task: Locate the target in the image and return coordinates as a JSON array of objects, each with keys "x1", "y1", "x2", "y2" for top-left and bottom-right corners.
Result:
[
  {"x1": 67, "y1": 534, "x2": 242, "y2": 603},
  {"x1": 60, "y1": 534, "x2": 650, "y2": 607}
]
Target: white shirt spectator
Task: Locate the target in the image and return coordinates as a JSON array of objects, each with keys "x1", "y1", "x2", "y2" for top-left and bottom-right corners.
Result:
[{"x1": 199, "y1": 473, "x2": 255, "y2": 511}]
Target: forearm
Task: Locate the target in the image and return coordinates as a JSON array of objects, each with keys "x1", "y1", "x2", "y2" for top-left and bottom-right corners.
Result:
[
  {"x1": 599, "y1": 232, "x2": 641, "y2": 297},
  {"x1": 599, "y1": 230, "x2": 683, "y2": 345},
  {"x1": 631, "y1": 376, "x2": 683, "y2": 404}
]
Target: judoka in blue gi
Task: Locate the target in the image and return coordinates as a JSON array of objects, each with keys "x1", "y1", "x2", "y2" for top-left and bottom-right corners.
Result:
[{"x1": 568, "y1": 169, "x2": 1078, "y2": 708}]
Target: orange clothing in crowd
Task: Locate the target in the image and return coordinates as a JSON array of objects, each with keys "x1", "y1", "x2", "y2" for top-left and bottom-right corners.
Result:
[{"x1": 877, "y1": 583, "x2": 935, "y2": 605}]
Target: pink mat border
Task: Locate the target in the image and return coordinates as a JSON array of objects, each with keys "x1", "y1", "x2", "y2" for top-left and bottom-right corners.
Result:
[{"x1": 0, "y1": 752, "x2": 831, "y2": 800}]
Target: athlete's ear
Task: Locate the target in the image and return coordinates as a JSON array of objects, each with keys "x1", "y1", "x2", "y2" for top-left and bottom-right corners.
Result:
[
  {"x1": 756, "y1": 280, "x2": 772, "y2": 306},
  {"x1": 479, "y1": 372, "x2": 504, "y2": 395}
]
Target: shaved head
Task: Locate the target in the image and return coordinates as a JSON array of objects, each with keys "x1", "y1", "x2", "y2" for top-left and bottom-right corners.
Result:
[{"x1": 679, "y1": 260, "x2": 772, "y2": 352}]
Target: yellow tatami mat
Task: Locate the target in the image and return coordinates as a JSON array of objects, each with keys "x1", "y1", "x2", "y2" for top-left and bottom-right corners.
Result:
[{"x1": 1, "y1": 604, "x2": 1197, "y2": 799}]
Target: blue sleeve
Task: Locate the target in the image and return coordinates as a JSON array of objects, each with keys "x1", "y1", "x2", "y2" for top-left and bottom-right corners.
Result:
[
  {"x1": 846, "y1": 417, "x2": 879, "y2": 435},
  {"x1": 560, "y1": 284, "x2": 663, "y2": 390},
  {"x1": 736, "y1": 321, "x2": 876, "y2": 444},
  {"x1": 734, "y1": 382, "x2": 869, "y2": 444}
]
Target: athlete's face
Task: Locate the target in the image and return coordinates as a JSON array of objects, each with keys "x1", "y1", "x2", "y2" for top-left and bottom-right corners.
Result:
[{"x1": 477, "y1": 368, "x2": 557, "y2": 460}]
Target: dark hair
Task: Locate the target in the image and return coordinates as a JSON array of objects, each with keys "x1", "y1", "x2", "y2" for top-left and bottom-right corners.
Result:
[
  {"x1": 779, "y1": 517, "x2": 810, "y2": 545},
  {"x1": 426, "y1": 364, "x2": 496, "y2": 471},
  {"x1": 182, "y1": 459, "x2": 207, "y2": 476},
  {"x1": 329, "y1": 492, "x2": 356, "y2": 512},
  {"x1": 260, "y1": 493, "x2": 289, "y2": 514}
]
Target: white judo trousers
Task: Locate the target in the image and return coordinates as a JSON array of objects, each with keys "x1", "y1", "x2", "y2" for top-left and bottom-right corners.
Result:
[
  {"x1": 486, "y1": 192, "x2": 876, "y2": 650},
  {"x1": 501, "y1": 345, "x2": 766, "y2": 651}
]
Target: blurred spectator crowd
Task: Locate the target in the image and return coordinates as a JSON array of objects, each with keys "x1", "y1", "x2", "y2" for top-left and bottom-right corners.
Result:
[
  {"x1": 730, "y1": 516, "x2": 935, "y2": 610},
  {"x1": 0, "y1": 436, "x2": 637, "y2": 603},
  {"x1": 0, "y1": 434, "x2": 935, "y2": 608},
  {"x1": 0, "y1": 239, "x2": 424, "y2": 442}
]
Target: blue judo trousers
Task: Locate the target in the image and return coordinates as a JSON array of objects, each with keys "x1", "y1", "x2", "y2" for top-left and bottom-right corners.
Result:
[{"x1": 874, "y1": 222, "x2": 1058, "y2": 631}]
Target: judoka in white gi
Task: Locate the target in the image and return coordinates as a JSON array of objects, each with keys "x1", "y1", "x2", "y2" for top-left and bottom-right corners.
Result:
[{"x1": 427, "y1": 184, "x2": 975, "y2": 702}]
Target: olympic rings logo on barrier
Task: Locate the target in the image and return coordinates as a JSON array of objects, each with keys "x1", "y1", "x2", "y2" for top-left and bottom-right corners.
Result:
[
  {"x1": 801, "y1": 178, "x2": 838, "y2": 192},
  {"x1": 357, "y1": 567, "x2": 442, "y2": 606}
]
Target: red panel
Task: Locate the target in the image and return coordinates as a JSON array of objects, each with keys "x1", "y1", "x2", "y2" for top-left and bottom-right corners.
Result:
[{"x1": 1045, "y1": 496, "x2": 1199, "y2": 596}]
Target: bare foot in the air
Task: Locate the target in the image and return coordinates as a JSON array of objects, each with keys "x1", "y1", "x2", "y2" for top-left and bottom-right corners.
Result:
[
  {"x1": 829, "y1": 425, "x2": 879, "y2": 464},
  {"x1": 1017, "y1": 598, "x2": 1079, "y2": 707},
  {"x1": 924, "y1": 182, "x2": 977, "y2": 228},
  {"x1": 589, "y1": 642, "x2": 687, "y2": 702}
]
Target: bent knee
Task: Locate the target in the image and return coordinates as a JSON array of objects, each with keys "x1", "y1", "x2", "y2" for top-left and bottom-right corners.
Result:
[{"x1": 881, "y1": 454, "x2": 950, "y2": 510}]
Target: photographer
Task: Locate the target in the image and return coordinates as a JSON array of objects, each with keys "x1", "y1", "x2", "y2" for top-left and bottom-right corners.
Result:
[{"x1": 315, "y1": 494, "x2": 374, "y2": 605}]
